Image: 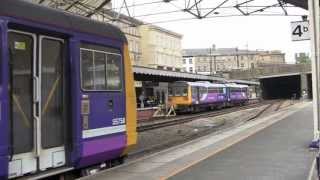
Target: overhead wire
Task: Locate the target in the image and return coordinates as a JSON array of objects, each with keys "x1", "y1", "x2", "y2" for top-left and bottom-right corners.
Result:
[
  {"x1": 142, "y1": 13, "x2": 305, "y2": 25},
  {"x1": 38, "y1": 0, "x2": 307, "y2": 26},
  {"x1": 132, "y1": 5, "x2": 301, "y2": 18}
]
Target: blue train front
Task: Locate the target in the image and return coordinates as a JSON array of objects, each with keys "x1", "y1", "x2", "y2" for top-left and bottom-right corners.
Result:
[{"x1": 0, "y1": 0, "x2": 137, "y2": 179}]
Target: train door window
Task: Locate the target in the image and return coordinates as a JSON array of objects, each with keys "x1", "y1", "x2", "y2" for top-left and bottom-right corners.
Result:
[
  {"x1": 191, "y1": 86, "x2": 198, "y2": 99},
  {"x1": 41, "y1": 37, "x2": 64, "y2": 149},
  {"x1": 8, "y1": 32, "x2": 34, "y2": 154},
  {"x1": 182, "y1": 87, "x2": 188, "y2": 96}
]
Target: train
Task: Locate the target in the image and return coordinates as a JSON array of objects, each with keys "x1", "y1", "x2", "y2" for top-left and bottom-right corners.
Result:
[
  {"x1": 0, "y1": 0, "x2": 137, "y2": 179},
  {"x1": 168, "y1": 81, "x2": 249, "y2": 112}
]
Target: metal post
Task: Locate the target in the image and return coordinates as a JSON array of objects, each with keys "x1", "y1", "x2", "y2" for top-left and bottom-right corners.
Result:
[
  {"x1": 213, "y1": 55, "x2": 217, "y2": 73},
  {"x1": 236, "y1": 47, "x2": 239, "y2": 68},
  {"x1": 308, "y1": 0, "x2": 320, "y2": 141},
  {"x1": 210, "y1": 47, "x2": 213, "y2": 75}
]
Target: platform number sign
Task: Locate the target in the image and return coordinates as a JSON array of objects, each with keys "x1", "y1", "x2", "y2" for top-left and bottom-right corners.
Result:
[{"x1": 291, "y1": 21, "x2": 310, "y2": 41}]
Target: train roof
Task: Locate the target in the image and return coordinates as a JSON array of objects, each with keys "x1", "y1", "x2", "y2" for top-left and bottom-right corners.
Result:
[
  {"x1": 189, "y1": 82, "x2": 226, "y2": 88},
  {"x1": 171, "y1": 81, "x2": 226, "y2": 88},
  {"x1": 225, "y1": 83, "x2": 249, "y2": 88},
  {"x1": 0, "y1": 0, "x2": 127, "y2": 43}
]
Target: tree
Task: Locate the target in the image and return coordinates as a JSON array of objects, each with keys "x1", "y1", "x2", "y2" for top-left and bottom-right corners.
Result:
[{"x1": 295, "y1": 53, "x2": 311, "y2": 64}]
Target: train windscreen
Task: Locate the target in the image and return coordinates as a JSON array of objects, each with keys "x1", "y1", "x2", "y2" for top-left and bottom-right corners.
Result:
[{"x1": 169, "y1": 85, "x2": 188, "y2": 97}]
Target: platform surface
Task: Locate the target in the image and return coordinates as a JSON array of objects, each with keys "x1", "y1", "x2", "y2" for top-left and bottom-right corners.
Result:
[
  {"x1": 170, "y1": 103, "x2": 315, "y2": 180},
  {"x1": 80, "y1": 102, "x2": 316, "y2": 180}
]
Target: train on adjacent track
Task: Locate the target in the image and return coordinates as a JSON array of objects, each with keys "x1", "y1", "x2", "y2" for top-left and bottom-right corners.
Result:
[
  {"x1": 168, "y1": 81, "x2": 249, "y2": 112},
  {"x1": 0, "y1": 0, "x2": 137, "y2": 179}
]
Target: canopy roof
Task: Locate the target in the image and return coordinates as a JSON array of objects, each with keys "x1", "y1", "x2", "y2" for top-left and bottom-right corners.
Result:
[{"x1": 283, "y1": 0, "x2": 307, "y2": 9}]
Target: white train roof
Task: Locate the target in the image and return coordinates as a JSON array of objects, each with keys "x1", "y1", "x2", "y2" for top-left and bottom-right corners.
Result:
[
  {"x1": 172, "y1": 81, "x2": 226, "y2": 88},
  {"x1": 172, "y1": 81, "x2": 248, "y2": 88},
  {"x1": 225, "y1": 83, "x2": 249, "y2": 88}
]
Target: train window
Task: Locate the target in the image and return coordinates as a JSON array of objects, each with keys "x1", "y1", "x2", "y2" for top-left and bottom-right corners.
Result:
[
  {"x1": 199, "y1": 87, "x2": 207, "y2": 95},
  {"x1": 81, "y1": 50, "x2": 94, "y2": 90},
  {"x1": 80, "y1": 43, "x2": 122, "y2": 91},
  {"x1": 182, "y1": 87, "x2": 188, "y2": 96},
  {"x1": 170, "y1": 86, "x2": 188, "y2": 97},
  {"x1": 218, "y1": 88, "x2": 224, "y2": 93},
  {"x1": 106, "y1": 54, "x2": 122, "y2": 90},
  {"x1": 94, "y1": 52, "x2": 107, "y2": 90},
  {"x1": 209, "y1": 87, "x2": 224, "y2": 94},
  {"x1": 175, "y1": 88, "x2": 182, "y2": 96},
  {"x1": 208, "y1": 88, "x2": 216, "y2": 93}
]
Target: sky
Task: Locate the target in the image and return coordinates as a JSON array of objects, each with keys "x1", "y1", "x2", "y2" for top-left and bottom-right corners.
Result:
[
  {"x1": 112, "y1": 0, "x2": 310, "y2": 64},
  {"x1": 160, "y1": 15, "x2": 310, "y2": 64}
]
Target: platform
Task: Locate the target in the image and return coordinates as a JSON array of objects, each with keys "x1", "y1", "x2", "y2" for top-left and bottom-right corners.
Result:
[{"x1": 80, "y1": 102, "x2": 316, "y2": 180}]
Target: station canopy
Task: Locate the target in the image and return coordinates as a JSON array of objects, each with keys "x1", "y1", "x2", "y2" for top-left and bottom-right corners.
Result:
[{"x1": 283, "y1": 0, "x2": 307, "y2": 9}]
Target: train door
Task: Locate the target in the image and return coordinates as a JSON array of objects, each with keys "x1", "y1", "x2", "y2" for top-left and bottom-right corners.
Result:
[
  {"x1": 191, "y1": 86, "x2": 199, "y2": 104},
  {"x1": 38, "y1": 36, "x2": 65, "y2": 171},
  {"x1": 8, "y1": 31, "x2": 66, "y2": 178}
]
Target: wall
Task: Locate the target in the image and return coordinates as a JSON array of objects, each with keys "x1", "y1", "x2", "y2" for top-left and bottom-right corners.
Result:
[
  {"x1": 140, "y1": 25, "x2": 183, "y2": 71},
  {"x1": 182, "y1": 57, "x2": 196, "y2": 73}
]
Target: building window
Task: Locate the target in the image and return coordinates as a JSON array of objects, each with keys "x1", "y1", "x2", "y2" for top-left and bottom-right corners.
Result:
[
  {"x1": 240, "y1": 63, "x2": 244, "y2": 68},
  {"x1": 183, "y1": 58, "x2": 186, "y2": 64},
  {"x1": 189, "y1": 58, "x2": 193, "y2": 64},
  {"x1": 189, "y1": 67, "x2": 193, "y2": 72}
]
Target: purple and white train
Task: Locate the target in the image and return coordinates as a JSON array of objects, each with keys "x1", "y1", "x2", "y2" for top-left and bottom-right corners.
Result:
[
  {"x1": 168, "y1": 81, "x2": 249, "y2": 112},
  {"x1": 0, "y1": 0, "x2": 137, "y2": 179}
]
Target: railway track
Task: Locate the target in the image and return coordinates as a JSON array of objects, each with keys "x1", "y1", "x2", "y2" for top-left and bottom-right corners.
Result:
[{"x1": 138, "y1": 100, "x2": 281, "y2": 132}]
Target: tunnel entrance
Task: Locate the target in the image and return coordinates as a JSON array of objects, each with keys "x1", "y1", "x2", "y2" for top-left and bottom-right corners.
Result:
[{"x1": 260, "y1": 75, "x2": 301, "y2": 100}]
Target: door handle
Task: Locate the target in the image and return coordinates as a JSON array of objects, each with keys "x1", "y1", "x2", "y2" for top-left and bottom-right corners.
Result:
[{"x1": 33, "y1": 77, "x2": 39, "y2": 102}]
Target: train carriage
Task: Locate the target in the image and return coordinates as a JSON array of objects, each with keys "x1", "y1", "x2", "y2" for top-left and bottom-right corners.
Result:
[
  {"x1": 0, "y1": 0, "x2": 137, "y2": 179},
  {"x1": 168, "y1": 81, "x2": 227, "y2": 111},
  {"x1": 225, "y1": 83, "x2": 249, "y2": 105}
]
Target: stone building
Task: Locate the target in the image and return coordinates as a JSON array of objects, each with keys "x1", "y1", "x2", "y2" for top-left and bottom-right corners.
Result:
[
  {"x1": 182, "y1": 56, "x2": 196, "y2": 73},
  {"x1": 140, "y1": 25, "x2": 183, "y2": 71},
  {"x1": 183, "y1": 48, "x2": 285, "y2": 75},
  {"x1": 94, "y1": 10, "x2": 144, "y2": 66}
]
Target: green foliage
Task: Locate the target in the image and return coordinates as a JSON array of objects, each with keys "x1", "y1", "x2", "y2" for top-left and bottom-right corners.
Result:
[{"x1": 296, "y1": 54, "x2": 311, "y2": 64}]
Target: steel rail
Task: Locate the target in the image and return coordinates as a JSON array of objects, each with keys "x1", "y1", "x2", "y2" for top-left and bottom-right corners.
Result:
[{"x1": 138, "y1": 100, "x2": 280, "y2": 132}]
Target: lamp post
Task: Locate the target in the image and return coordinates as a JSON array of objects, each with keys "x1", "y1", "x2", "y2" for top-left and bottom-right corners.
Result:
[
  {"x1": 308, "y1": 0, "x2": 320, "y2": 145},
  {"x1": 210, "y1": 47, "x2": 212, "y2": 75},
  {"x1": 209, "y1": 45, "x2": 216, "y2": 75}
]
